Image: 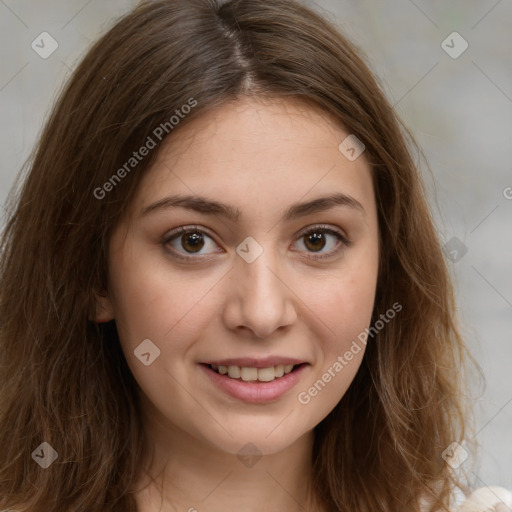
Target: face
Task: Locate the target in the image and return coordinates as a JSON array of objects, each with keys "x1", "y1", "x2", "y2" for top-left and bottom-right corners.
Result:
[{"x1": 94, "y1": 97, "x2": 379, "y2": 458}]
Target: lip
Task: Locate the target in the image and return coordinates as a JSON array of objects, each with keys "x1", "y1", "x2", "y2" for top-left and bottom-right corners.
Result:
[
  {"x1": 199, "y1": 362, "x2": 308, "y2": 403},
  {"x1": 202, "y1": 357, "x2": 306, "y2": 369}
]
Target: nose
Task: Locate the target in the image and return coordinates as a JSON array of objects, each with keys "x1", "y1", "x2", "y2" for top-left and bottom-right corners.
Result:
[{"x1": 222, "y1": 246, "x2": 298, "y2": 339}]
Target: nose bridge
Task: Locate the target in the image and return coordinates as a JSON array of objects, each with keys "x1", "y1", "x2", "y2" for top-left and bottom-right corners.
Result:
[
  {"x1": 242, "y1": 248, "x2": 282, "y2": 303},
  {"x1": 225, "y1": 236, "x2": 296, "y2": 337}
]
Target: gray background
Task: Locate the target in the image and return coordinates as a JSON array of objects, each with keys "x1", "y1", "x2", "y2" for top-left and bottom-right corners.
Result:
[{"x1": 1, "y1": 0, "x2": 510, "y2": 492}]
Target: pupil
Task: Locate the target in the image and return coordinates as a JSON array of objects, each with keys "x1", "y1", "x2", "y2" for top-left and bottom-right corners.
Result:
[
  {"x1": 305, "y1": 232, "x2": 325, "y2": 252},
  {"x1": 183, "y1": 232, "x2": 204, "y2": 253}
]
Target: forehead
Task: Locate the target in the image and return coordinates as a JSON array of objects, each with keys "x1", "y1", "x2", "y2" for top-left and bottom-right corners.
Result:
[
  {"x1": 129, "y1": 96, "x2": 375, "y2": 224},
  {"x1": 156, "y1": 96, "x2": 351, "y2": 165}
]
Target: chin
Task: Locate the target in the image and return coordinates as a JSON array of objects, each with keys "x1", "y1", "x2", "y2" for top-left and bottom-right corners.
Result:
[{"x1": 204, "y1": 425, "x2": 309, "y2": 458}]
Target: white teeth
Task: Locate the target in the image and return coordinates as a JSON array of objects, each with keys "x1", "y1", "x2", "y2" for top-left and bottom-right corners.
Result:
[
  {"x1": 274, "y1": 365, "x2": 284, "y2": 378},
  {"x1": 240, "y1": 367, "x2": 258, "y2": 381},
  {"x1": 228, "y1": 365, "x2": 241, "y2": 378},
  {"x1": 210, "y1": 363, "x2": 297, "y2": 382},
  {"x1": 257, "y1": 367, "x2": 276, "y2": 382}
]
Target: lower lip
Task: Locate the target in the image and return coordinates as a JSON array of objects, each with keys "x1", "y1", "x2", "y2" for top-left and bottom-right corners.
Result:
[{"x1": 199, "y1": 363, "x2": 308, "y2": 403}]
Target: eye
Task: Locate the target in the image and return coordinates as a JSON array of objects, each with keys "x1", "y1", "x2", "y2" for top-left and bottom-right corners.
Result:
[
  {"x1": 292, "y1": 224, "x2": 350, "y2": 260},
  {"x1": 162, "y1": 224, "x2": 350, "y2": 262},
  {"x1": 162, "y1": 225, "x2": 222, "y2": 261}
]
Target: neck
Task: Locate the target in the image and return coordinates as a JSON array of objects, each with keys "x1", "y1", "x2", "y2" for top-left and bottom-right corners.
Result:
[{"x1": 132, "y1": 396, "x2": 326, "y2": 512}]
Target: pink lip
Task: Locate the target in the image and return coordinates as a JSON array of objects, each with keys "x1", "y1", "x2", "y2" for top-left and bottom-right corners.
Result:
[
  {"x1": 202, "y1": 357, "x2": 306, "y2": 368},
  {"x1": 199, "y1": 363, "x2": 308, "y2": 403}
]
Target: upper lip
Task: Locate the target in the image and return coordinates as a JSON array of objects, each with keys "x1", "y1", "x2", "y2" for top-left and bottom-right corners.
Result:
[{"x1": 202, "y1": 357, "x2": 307, "y2": 368}]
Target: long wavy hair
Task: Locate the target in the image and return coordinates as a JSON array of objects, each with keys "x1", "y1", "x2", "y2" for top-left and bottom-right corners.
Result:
[{"x1": 0, "y1": 0, "x2": 479, "y2": 510}]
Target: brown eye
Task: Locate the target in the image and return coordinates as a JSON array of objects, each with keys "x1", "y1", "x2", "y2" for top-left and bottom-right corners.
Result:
[
  {"x1": 292, "y1": 225, "x2": 349, "y2": 260},
  {"x1": 303, "y1": 231, "x2": 327, "y2": 252},
  {"x1": 163, "y1": 226, "x2": 221, "y2": 261},
  {"x1": 181, "y1": 232, "x2": 205, "y2": 253}
]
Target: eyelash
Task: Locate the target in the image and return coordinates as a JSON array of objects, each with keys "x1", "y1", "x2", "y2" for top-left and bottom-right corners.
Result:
[{"x1": 162, "y1": 224, "x2": 351, "y2": 262}]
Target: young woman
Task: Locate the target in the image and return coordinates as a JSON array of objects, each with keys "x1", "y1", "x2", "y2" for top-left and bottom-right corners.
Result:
[{"x1": 0, "y1": 0, "x2": 510, "y2": 510}]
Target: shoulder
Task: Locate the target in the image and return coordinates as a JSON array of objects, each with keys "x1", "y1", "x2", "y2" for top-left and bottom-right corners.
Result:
[{"x1": 456, "y1": 486, "x2": 512, "y2": 511}]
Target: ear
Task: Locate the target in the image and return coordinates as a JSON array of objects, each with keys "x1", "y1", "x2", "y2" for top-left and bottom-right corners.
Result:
[{"x1": 90, "y1": 289, "x2": 115, "y2": 323}]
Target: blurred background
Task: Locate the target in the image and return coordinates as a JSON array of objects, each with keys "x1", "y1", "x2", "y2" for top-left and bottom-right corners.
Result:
[{"x1": 1, "y1": 0, "x2": 511, "y2": 492}]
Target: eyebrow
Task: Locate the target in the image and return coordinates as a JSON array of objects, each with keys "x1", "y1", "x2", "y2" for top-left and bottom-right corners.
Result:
[{"x1": 140, "y1": 192, "x2": 365, "y2": 222}]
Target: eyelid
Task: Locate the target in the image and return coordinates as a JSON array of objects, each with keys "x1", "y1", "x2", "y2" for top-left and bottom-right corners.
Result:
[
  {"x1": 296, "y1": 223, "x2": 349, "y2": 243},
  {"x1": 165, "y1": 224, "x2": 217, "y2": 241}
]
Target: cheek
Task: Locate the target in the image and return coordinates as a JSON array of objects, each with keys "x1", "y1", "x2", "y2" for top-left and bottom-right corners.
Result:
[
  {"x1": 108, "y1": 250, "x2": 221, "y2": 354},
  {"x1": 295, "y1": 269, "x2": 376, "y2": 411},
  {"x1": 298, "y1": 246, "x2": 378, "y2": 408},
  {"x1": 107, "y1": 256, "x2": 222, "y2": 401},
  {"x1": 309, "y1": 275, "x2": 375, "y2": 363},
  {"x1": 317, "y1": 251, "x2": 378, "y2": 344}
]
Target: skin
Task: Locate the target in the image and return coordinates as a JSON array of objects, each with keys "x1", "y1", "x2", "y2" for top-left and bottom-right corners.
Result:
[{"x1": 93, "y1": 96, "x2": 380, "y2": 512}]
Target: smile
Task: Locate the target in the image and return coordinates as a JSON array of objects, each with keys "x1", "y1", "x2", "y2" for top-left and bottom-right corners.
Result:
[
  {"x1": 200, "y1": 362, "x2": 308, "y2": 403},
  {"x1": 209, "y1": 363, "x2": 296, "y2": 382}
]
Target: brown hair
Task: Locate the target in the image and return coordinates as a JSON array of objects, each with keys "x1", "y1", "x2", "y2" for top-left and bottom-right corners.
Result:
[{"x1": 0, "y1": 0, "x2": 479, "y2": 510}]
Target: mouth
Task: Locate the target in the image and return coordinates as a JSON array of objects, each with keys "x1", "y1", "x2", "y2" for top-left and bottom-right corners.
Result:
[
  {"x1": 199, "y1": 360, "x2": 309, "y2": 403},
  {"x1": 204, "y1": 362, "x2": 306, "y2": 383}
]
